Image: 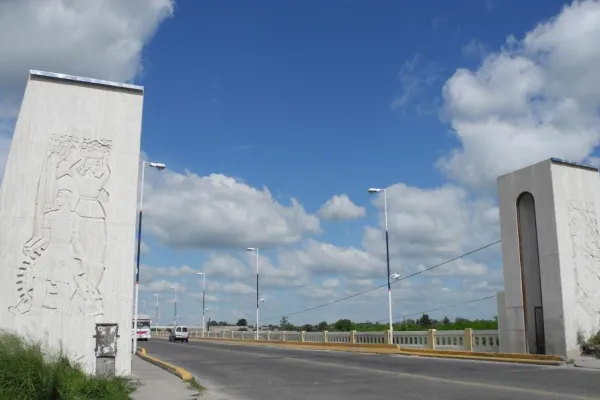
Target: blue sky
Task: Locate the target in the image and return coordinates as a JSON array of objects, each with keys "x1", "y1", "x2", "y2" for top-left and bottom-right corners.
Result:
[{"x1": 1, "y1": 0, "x2": 600, "y2": 327}]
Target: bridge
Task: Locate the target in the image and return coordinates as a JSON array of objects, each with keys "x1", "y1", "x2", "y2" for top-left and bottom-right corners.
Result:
[
  {"x1": 141, "y1": 337, "x2": 600, "y2": 400},
  {"x1": 152, "y1": 328, "x2": 500, "y2": 352}
]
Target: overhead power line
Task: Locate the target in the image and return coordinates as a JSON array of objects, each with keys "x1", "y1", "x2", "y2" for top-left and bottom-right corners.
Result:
[
  {"x1": 261, "y1": 240, "x2": 501, "y2": 323},
  {"x1": 373, "y1": 294, "x2": 497, "y2": 323}
]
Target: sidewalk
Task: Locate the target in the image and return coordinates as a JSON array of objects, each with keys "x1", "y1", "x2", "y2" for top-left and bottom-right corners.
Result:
[
  {"x1": 130, "y1": 355, "x2": 200, "y2": 399},
  {"x1": 573, "y1": 355, "x2": 600, "y2": 370}
]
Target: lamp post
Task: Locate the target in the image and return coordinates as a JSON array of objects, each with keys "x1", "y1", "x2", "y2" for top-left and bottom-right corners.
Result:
[
  {"x1": 133, "y1": 161, "x2": 166, "y2": 354},
  {"x1": 246, "y1": 247, "x2": 260, "y2": 339},
  {"x1": 171, "y1": 285, "x2": 178, "y2": 326},
  {"x1": 368, "y1": 187, "x2": 393, "y2": 344},
  {"x1": 197, "y1": 272, "x2": 206, "y2": 337}
]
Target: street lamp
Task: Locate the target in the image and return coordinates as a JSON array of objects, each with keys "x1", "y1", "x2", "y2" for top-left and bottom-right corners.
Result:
[
  {"x1": 197, "y1": 272, "x2": 207, "y2": 337},
  {"x1": 368, "y1": 187, "x2": 393, "y2": 344},
  {"x1": 246, "y1": 247, "x2": 260, "y2": 339},
  {"x1": 133, "y1": 160, "x2": 166, "y2": 354},
  {"x1": 171, "y1": 285, "x2": 178, "y2": 326}
]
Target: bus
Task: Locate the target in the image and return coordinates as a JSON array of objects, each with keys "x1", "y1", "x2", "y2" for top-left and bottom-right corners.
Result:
[{"x1": 132, "y1": 314, "x2": 152, "y2": 341}]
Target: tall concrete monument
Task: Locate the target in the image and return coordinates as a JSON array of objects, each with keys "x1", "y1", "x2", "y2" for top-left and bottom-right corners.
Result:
[
  {"x1": 497, "y1": 158, "x2": 600, "y2": 358},
  {"x1": 0, "y1": 70, "x2": 143, "y2": 375}
]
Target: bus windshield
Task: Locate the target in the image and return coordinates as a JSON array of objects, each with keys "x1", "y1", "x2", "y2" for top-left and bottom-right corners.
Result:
[{"x1": 133, "y1": 320, "x2": 151, "y2": 329}]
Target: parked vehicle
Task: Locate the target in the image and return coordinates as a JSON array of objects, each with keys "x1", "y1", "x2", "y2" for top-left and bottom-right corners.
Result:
[
  {"x1": 168, "y1": 326, "x2": 189, "y2": 343},
  {"x1": 132, "y1": 314, "x2": 152, "y2": 341}
]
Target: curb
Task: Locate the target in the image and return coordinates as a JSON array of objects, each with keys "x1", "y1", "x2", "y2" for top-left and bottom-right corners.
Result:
[
  {"x1": 136, "y1": 347, "x2": 195, "y2": 382},
  {"x1": 397, "y1": 348, "x2": 563, "y2": 362},
  {"x1": 396, "y1": 350, "x2": 564, "y2": 366},
  {"x1": 161, "y1": 336, "x2": 564, "y2": 366}
]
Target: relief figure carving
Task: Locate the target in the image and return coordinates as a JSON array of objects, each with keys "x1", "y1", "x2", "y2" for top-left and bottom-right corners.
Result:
[
  {"x1": 568, "y1": 200, "x2": 600, "y2": 317},
  {"x1": 9, "y1": 135, "x2": 112, "y2": 317}
]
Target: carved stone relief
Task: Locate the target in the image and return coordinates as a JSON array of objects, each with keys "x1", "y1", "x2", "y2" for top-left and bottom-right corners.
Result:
[
  {"x1": 9, "y1": 134, "x2": 112, "y2": 317},
  {"x1": 568, "y1": 200, "x2": 600, "y2": 317}
]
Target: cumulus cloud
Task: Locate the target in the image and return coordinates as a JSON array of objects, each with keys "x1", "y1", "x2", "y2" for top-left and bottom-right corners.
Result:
[
  {"x1": 188, "y1": 293, "x2": 220, "y2": 303},
  {"x1": 439, "y1": 0, "x2": 600, "y2": 190},
  {"x1": 202, "y1": 253, "x2": 248, "y2": 279},
  {"x1": 140, "y1": 279, "x2": 185, "y2": 293},
  {"x1": 461, "y1": 39, "x2": 487, "y2": 59},
  {"x1": 144, "y1": 171, "x2": 321, "y2": 249},
  {"x1": 144, "y1": 264, "x2": 198, "y2": 278},
  {"x1": 317, "y1": 194, "x2": 366, "y2": 221},
  {"x1": 279, "y1": 239, "x2": 377, "y2": 277},
  {"x1": 0, "y1": 0, "x2": 174, "y2": 110},
  {"x1": 0, "y1": 0, "x2": 174, "y2": 175},
  {"x1": 362, "y1": 183, "x2": 499, "y2": 274},
  {"x1": 223, "y1": 282, "x2": 255, "y2": 295},
  {"x1": 322, "y1": 278, "x2": 340, "y2": 289}
]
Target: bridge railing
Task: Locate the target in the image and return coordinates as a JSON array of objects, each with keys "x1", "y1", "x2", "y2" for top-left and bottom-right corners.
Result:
[{"x1": 151, "y1": 328, "x2": 499, "y2": 352}]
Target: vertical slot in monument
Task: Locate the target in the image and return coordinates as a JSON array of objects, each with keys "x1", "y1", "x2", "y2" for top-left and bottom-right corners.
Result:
[{"x1": 516, "y1": 192, "x2": 546, "y2": 354}]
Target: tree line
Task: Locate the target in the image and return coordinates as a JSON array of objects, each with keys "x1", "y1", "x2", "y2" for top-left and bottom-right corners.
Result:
[{"x1": 232, "y1": 314, "x2": 498, "y2": 332}]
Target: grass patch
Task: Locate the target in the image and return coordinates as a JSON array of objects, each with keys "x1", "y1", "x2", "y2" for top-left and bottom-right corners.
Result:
[
  {"x1": 577, "y1": 330, "x2": 600, "y2": 358},
  {"x1": 0, "y1": 331, "x2": 135, "y2": 400},
  {"x1": 186, "y1": 377, "x2": 205, "y2": 392}
]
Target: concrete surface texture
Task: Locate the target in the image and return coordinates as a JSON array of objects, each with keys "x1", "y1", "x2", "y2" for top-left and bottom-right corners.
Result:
[
  {"x1": 143, "y1": 338, "x2": 600, "y2": 400},
  {"x1": 574, "y1": 356, "x2": 600, "y2": 370},
  {"x1": 130, "y1": 356, "x2": 200, "y2": 400},
  {"x1": 497, "y1": 158, "x2": 600, "y2": 358},
  {"x1": 0, "y1": 70, "x2": 144, "y2": 375}
]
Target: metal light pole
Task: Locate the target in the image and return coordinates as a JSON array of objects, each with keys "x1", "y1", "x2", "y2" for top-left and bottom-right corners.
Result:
[
  {"x1": 153, "y1": 293, "x2": 160, "y2": 328},
  {"x1": 133, "y1": 161, "x2": 166, "y2": 354},
  {"x1": 197, "y1": 272, "x2": 206, "y2": 337},
  {"x1": 171, "y1": 285, "x2": 178, "y2": 326},
  {"x1": 247, "y1": 247, "x2": 260, "y2": 339},
  {"x1": 368, "y1": 187, "x2": 393, "y2": 344}
]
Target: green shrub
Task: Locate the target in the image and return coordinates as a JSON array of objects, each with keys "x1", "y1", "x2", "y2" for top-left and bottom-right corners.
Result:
[
  {"x1": 577, "y1": 330, "x2": 600, "y2": 358},
  {"x1": 0, "y1": 332, "x2": 134, "y2": 400}
]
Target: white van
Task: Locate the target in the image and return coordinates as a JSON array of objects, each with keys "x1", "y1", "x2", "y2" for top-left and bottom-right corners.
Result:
[{"x1": 168, "y1": 326, "x2": 189, "y2": 343}]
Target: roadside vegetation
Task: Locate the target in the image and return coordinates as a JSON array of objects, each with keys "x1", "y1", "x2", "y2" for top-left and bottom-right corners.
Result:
[
  {"x1": 0, "y1": 332, "x2": 134, "y2": 400},
  {"x1": 577, "y1": 330, "x2": 600, "y2": 358},
  {"x1": 269, "y1": 314, "x2": 498, "y2": 332},
  {"x1": 150, "y1": 315, "x2": 498, "y2": 334}
]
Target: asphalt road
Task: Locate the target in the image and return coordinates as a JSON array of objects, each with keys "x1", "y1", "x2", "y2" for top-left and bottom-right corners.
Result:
[{"x1": 142, "y1": 339, "x2": 600, "y2": 400}]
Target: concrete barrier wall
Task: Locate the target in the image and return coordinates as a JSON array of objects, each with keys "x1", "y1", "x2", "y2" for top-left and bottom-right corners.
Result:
[{"x1": 152, "y1": 328, "x2": 500, "y2": 353}]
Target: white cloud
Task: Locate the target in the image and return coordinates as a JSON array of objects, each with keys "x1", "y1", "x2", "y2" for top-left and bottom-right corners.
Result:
[
  {"x1": 461, "y1": 39, "x2": 487, "y2": 59},
  {"x1": 362, "y1": 183, "x2": 499, "y2": 274},
  {"x1": 298, "y1": 278, "x2": 340, "y2": 299},
  {"x1": 140, "y1": 279, "x2": 186, "y2": 293},
  {"x1": 202, "y1": 253, "x2": 248, "y2": 279},
  {"x1": 279, "y1": 239, "x2": 377, "y2": 277},
  {"x1": 140, "y1": 241, "x2": 150, "y2": 254},
  {"x1": 391, "y1": 54, "x2": 442, "y2": 112},
  {"x1": 317, "y1": 194, "x2": 365, "y2": 221},
  {"x1": 188, "y1": 293, "x2": 220, "y2": 303},
  {"x1": 439, "y1": 0, "x2": 600, "y2": 190},
  {"x1": 322, "y1": 278, "x2": 339, "y2": 289},
  {"x1": 0, "y1": 0, "x2": 174, "y2": 176},
  {"x1": 145, "y1": 264, "x2": 198, "y2": 278},
  {"x1": 247, "y1": 252, "x2": 309, "y2": 288},
  {"x1": 417, "y1": 259, "x2": 488, "y2": 277},
  {"x1": 0, "y1": 0, "x2": 174, "y2": 109},
  {"x1": 144, "y1": 171, "x2": 321, "y2": 249},
  {"x1": 223, "y1": 282, "x2": 255, "y2": 295}
]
